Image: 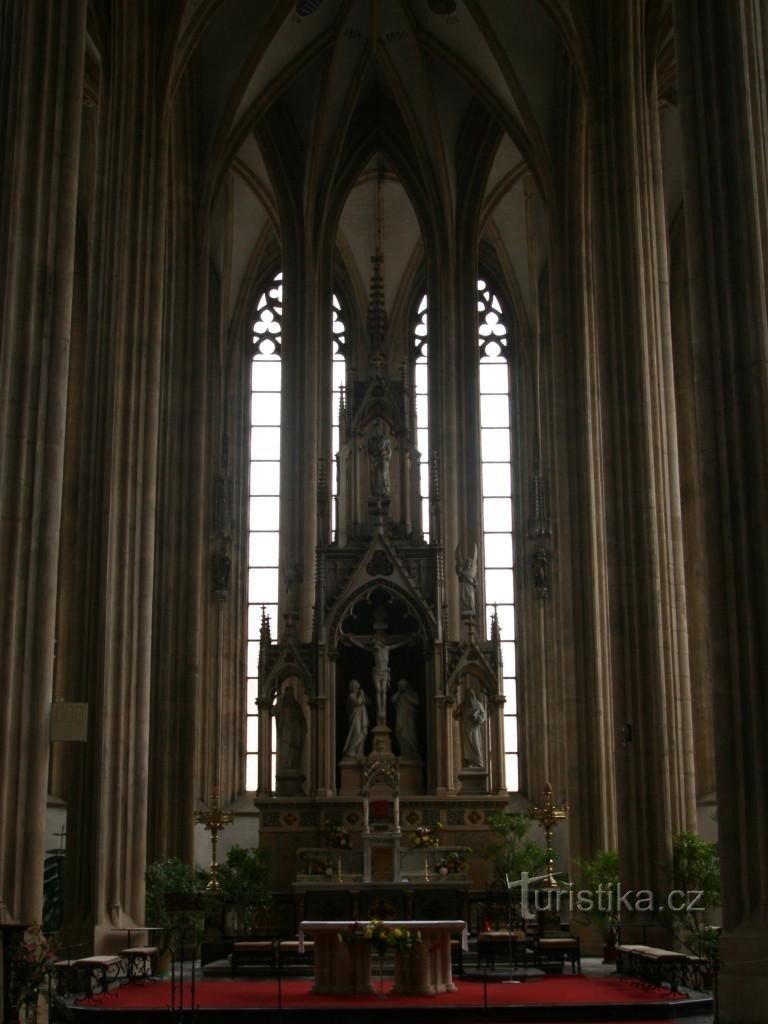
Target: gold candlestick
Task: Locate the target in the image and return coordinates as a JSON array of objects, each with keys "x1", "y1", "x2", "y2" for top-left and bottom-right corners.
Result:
[
  {"x1": 529, "y1": 782, "x2": 568, "y2": 889},
  {"x1": 194, "y1": 788, "x2": 233, "y2": 891}
]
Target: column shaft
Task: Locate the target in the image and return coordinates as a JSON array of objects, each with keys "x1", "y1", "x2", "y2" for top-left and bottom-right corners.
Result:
[
  {"x1": 589, "y1": 0, "x2": 696, "y2": 899},
  {"x1": 0, "y1": 0, "x2": 87, "y2": 922},
  {"x1": 674, "y1": 0, "x2": 768, "y2": 1015}
]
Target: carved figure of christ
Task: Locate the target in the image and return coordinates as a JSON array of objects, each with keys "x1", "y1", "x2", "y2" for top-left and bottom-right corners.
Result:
[{"x1": 342, "y1": 632, "x2": 414, "y2": 722}]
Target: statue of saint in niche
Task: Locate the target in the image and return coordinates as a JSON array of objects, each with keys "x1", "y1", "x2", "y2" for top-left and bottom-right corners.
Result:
[
  {"x1": 390, "y1": 678, "x2": 420, "y2": 759},
  {"x1": 367, "y1": 419, "x2": 392, "y2": 498},
  {"x1": 455, "y1": 544, "x2": 478, "y2": 615},
  {"x1": 342, "y1": 679, "x2": 370, "y2": 759},
  {"x1": 456, "y1": 687, "x2": 486, "y2": 768},
  {"x1": 272, "y1": 686, "x2": 306, "y2": 772}
]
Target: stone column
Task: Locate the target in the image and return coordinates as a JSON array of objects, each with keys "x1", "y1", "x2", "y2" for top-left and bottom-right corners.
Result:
[
  {"x1": 0, "y1": 0, "x2": 87, "y2": 923},
  {"x1": 588, "y1": 0, "x2": 696, "y2": 901},
  {"x1": 279, "y1": 244, "x2": 322, "y2": 644},
  {"x1": 552, "y1": 81, "x2": 618, "y2": 893},
  {"x1": 85, "y1": 4, "x2": 169, "y2": 945},
  {"x1": 427, "y1": 256, "x2": 462, "y2": 637},
  {"x1": 148, "y1": 91, "x2": 208, "y2": 861},
  {"x1": 673, "y1": 0, "x2": 768, "y2": 1015}
]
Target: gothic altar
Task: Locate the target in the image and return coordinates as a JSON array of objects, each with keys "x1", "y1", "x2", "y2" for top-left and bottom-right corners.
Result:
[{"x1": 252, "y1": 212, "x2": 510, "y2": 885}]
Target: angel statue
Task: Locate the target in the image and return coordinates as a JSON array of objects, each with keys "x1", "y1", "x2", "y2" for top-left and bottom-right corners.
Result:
[{"x1": 455, "y1": 543, "x2": 478, "y2": 615}]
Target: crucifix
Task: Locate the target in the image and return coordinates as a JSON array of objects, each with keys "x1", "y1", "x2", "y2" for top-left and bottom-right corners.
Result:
[
  {"x1": 529, "y1": 782, "x2": 568, "y2": 889},
  {"x1": 341, "y1": 620, "x2": 416, "y2": 725}
]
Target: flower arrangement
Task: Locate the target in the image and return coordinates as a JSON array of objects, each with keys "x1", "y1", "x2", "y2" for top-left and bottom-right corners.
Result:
[
  {"x1": 435, "y1": 851, "x2": 468, "y2": 876},
  {"x1": 321, "y1": 818, "x2": 351, "y2": 849},
  {"x1": 305, "y1": 856, "x2": 334, "y2": 877},
  {"x1": 11, "y1": 924, "x2": 58, "y2": 1016},
  {"x1": 408, "y1": 821, "x2": 442, "y2": 848},
  {"x1": 340, "y1": 919, "x2": 422, "y2": 955},
  {"x1": 386, "y1": 925, "x2": 423, "y2": 954}
]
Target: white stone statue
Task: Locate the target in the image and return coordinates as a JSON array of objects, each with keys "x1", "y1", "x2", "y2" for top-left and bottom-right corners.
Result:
[
  {"x1": 456, "y1": 687, "x2": 486, "y2": 768},
  {"x1": 455, "y1": 543, "x2": 478, "y2": 615},
  {"x1": 272, "y1": 686, "x2": 306, "y2": 771},
  {"x1": 367, "y1": 419, "x2": 392, "y2": 498},
  {"x1": 390, "y1": 678, "x2": 420, "y2": 758},
  {"x1": 342, "y1": 632, "x2": 413, "y2": 721},
  {"x1": 342, "y1": 679, "x2": 369, "y2": 758}
]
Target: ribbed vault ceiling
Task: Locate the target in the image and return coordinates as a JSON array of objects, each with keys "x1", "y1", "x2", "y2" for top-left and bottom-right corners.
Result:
[{"x1": 166, "y1": 0, "x2": 577, "y2": 331}]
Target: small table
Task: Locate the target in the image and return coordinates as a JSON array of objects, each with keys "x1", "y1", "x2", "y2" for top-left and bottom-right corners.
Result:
[
  {"x1": 298, "y1": 920, "x2": 467, "y2": 996},
  {"x1": 477, "y1": 930, "x2": 528, "y2": 969}
]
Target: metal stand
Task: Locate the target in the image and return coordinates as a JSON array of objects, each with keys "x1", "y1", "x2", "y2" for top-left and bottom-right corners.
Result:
[{"x1": 168, "y1": 924, "x2": 200, "y2": 1021}]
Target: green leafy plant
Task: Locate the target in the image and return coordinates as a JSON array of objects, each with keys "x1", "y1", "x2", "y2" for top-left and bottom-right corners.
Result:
[
  {"x1": 577, "y1": 849, "x2": 620, "y2": 948},
  {"x1": 145, "y1": 857, "x2": 205, "y2": 953},
  {"x1": 215, "y1": 846, "x2": 272, "y2": 936},
  {"x1": 483, "y1": 812, "x2": 547, "y2": 884},
  {"x1": 667, "y1": 831, "x2": 720, "y2": 977}
]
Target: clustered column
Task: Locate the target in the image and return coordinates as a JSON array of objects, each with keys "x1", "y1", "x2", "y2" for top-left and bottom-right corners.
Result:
[
  {"x1": 0, "y1": 0, "x2": 87, "y2": 924},
  {"x1": 588, "y1": 0, "x2": 696, "y2": 905},
  {"x1": 674, "y1": 0, "x2": 768, "y2": 1017}
]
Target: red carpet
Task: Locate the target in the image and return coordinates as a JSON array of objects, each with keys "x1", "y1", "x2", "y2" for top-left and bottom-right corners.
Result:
[{"x1": 82, "y1": 975, "x2": 686, "y2": 1009}]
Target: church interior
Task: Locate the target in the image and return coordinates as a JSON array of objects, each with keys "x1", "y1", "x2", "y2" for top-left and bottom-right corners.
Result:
[{"x1": 1, "y1": 1, "x2": 767, "y2": 1021}]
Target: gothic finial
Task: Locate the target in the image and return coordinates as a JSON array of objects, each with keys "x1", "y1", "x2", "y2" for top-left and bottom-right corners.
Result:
[
  {"x1": 260, "y1": 604, "x2": 271, "y2": 644},
  {"x1": 490, "y1": 604, "x2": 501, "y2": 643}
]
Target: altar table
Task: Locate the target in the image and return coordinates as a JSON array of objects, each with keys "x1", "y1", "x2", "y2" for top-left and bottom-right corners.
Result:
[{"x1": 298, "y1": 920, "x2": 468, "y2": 996}]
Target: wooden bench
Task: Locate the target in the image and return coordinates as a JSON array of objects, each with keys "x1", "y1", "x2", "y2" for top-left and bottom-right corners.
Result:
[
  {"x1": 72, "y1": 954, "x2": 124, "y2": 997},
  {"x1": 120, "y1": 945, "x2": 158, "y2": 981},
  {"x1": 276, "y1": 937, "x2": 314, "y2": 970},
  {"x1": 616, "y1": 943, "x2": 699, "y2": 993},
  {"x1": 49, "y1": 959, "x2": 85, "y2": 1000},
  {"x1": 231, "y1": 939, "x2": 276, "y2": 977},
  {"x1": 533, "y1": 935, "x2": 581, "y2": 974}
]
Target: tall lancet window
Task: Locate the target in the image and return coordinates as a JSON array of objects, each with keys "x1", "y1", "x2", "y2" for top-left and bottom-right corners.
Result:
[
  {"x1": 331, "y1": 293, "x2": 347, "y2": 539},
  {"x1": 478, "y1": 278, "x2": 518, "y2": 791},
  {"x1": 246, "y1": 270, "x2": 283, "y2": 791},
  {"x1": 413, "y1": 295, "x2": 430, "y2": 540}
]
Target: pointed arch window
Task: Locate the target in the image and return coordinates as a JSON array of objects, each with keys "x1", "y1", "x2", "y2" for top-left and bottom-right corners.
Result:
[
  {"x1": 413, "y1": 294, "x2": 430, "y2": 539},
  {"x1": 246, "y1": 270, "x2": 283, "y2": 791},
  {"x1": 478, "y1": 278, "x2": 518, "y2": 791},
  {"x1": 331, "y1": 293, "x2": 347, "y2": 539}
]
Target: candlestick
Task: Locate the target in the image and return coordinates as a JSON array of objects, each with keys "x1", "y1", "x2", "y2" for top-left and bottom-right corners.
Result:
[
  {"x1": 194, "y1": 788, "x2": 233, "y2": 891},
  {"x1": 529, "y1": 782, "x2": 568, "y2": 888}
]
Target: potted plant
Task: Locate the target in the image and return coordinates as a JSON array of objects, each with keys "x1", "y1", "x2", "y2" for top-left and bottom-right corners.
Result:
[
  {"x1": 10, "y1": 924, "x2": 58, "y2": 1022},
  {"x1": 666, "y1": 831, "x2": 720, "y2": 989},
  {"x1": 215, "y1": 846, "x2": 272, "y2": 937},
  {"x1": 577, "y1": 850, "x2": 620, "y2": 962},
  {"x1": 484, "y1": 812, "x2": 547, "y2": 884},
  {"x1": 145, "y1": 857, "x2": 205, "y2": 974},
  {"x1": 483, "y1": 812, "x2": 548, "y2": 931}
]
